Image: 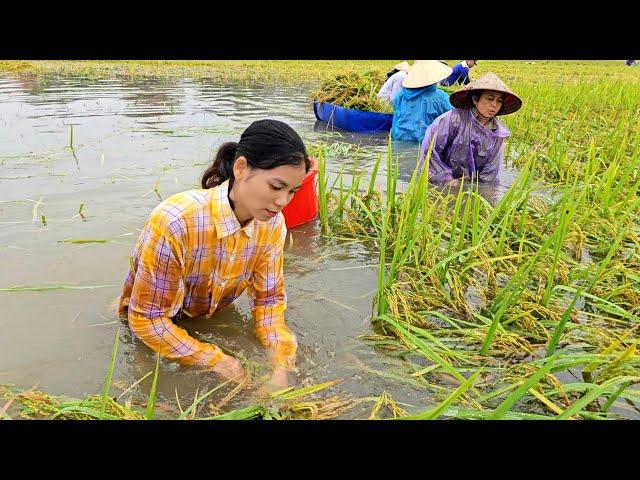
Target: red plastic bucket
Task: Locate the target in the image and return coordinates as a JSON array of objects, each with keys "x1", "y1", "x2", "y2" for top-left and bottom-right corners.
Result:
[{"x1": 282, "y1": 169, "x2": 318, "y2": 228}]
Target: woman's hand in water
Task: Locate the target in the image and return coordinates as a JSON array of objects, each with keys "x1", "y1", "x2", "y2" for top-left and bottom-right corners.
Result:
[
  {"x1": 257, "y1": 368, "x2": 289, "y2": 397},
  {"x1": 210, "y1": 353, "x2": 247, "y2": 383}
]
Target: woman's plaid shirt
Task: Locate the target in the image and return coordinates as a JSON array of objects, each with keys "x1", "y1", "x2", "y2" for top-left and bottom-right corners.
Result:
[{"x1": 118, "y1": 180, "x2": 297, "y2": 371}]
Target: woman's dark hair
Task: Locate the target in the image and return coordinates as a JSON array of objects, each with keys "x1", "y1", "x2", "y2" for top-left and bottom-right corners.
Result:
[
  {"x1": 386, "y1": 68, "x2": 400, "y2": 79},
  {"x1": 201, "y1": 119, "x2": 310, "y2": 189},
  {"x1": 471, "y1": 90, "x2": 485, "y2": 104}
]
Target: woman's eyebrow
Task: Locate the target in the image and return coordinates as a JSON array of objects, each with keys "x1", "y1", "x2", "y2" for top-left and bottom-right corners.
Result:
[{"x1": 272, "y1": 178, "x2": 289, "y2": 187}]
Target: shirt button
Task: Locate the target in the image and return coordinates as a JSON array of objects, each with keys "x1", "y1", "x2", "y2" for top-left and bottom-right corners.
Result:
[
  {"x1": 221, "y1": 280, "x2": 226, "y2": 287},
  {"x1": 230, "y1": 254, "x2": 236, "y2": 261}
]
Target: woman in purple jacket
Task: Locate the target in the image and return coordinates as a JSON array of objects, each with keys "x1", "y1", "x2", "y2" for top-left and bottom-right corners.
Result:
[{"x1": 418, "y1": 72, "x2": 523, "y2": 185}]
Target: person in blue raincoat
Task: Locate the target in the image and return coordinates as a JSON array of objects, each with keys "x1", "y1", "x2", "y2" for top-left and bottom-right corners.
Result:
[
  {"x1": 391, "y1": 60, "x2": 454, "y2": 143},
  {"x1": 440, "y1": 60, "x2": 478, "y2": 86},
  {"x1": 418, "y1": 72, "x2": 523, "y2": 185}
]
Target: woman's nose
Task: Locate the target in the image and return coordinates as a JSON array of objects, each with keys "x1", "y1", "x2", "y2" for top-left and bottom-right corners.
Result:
[{"x1": 274, "y1": 193, "x2": 288, "y2": 207}]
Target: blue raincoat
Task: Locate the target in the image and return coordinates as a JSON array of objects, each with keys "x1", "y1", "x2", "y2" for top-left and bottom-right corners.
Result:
[
  {"x1": 391, "y1": 84, "x2": 453, "y2": 142},
  {"x1": 419, "y1": 108, "x2": 511, "y2": 184}
]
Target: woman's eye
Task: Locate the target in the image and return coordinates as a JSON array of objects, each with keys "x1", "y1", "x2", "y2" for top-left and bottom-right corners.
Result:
[{"x1": 270, "y1": 185, "x2": 282, "y2": 191}]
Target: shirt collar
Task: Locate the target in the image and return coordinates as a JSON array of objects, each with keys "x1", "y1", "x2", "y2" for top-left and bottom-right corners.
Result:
[
  {"x1": 461, "y1": 61, "x2": 468, "y2": 68},
  {"x1": 211, "y1": 179, "x2": 255, "y2": 239}
]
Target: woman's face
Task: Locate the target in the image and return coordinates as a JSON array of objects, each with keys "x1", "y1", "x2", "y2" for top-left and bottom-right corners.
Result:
[
  {"x1": 472, "y1": 90, "x2": 505, "y2": 118},
  {"x1": 232, "y1": 157, "x2": 307, "y2": 223}
]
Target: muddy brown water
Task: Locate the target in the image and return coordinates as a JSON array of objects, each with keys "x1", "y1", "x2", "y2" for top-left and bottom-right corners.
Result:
[{"x1": 0, "y1": 74, "x2": 520, "y2": 418}]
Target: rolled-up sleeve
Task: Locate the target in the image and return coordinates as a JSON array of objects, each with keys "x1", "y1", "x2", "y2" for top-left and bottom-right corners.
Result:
[{"x1": 247, "y1": 218, "x2": 297, "y2": 371}]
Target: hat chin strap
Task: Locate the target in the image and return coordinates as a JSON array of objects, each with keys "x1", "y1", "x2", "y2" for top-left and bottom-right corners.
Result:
[{"x1": 471, "y1": 106, "x2": 492, "y2": 125}]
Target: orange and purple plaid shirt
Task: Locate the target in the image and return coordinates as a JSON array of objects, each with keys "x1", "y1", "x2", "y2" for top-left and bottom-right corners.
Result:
[{"x1": 118, "y1": 179, "x2": 297, "y2": 371}]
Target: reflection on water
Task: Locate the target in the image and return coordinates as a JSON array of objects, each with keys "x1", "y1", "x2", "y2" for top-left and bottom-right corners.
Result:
[{"x1": 0, "y1": 73, "x2": 522, "y2": 418}]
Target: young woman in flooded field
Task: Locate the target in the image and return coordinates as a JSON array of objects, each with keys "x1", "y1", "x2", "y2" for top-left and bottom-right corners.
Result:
[
  {"x1": 418, "y1": 72, "x2": 523, "y2": 185},
  {"x1": 118, "y1": 119, "x2": 311, "y2": 394}
]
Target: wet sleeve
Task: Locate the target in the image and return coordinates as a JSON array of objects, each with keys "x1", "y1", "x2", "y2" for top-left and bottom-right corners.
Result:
[
  {"x1": 420, "y1": 113, "x2": 455, "y2": 184},
  {"x1": 247, "y1": 218, "x2": 297, "y2": 371},
  {"x1": 478, "y1": 139, "x2": 504, "y2": 184},
  {"x1": 127, "y1": 218, "x2": 224, "y2": 367}
]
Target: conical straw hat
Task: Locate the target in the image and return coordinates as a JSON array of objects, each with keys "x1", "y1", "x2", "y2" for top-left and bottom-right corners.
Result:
[
  {"x1": 402, "y1": 60, "x2": 452, "y2": 88},
  {"x1": 449, "y1": 72, "x2": 522, "y2": 115},
  {"x1": 393, "y1": 61, "x2": 410, "y2": 72}
]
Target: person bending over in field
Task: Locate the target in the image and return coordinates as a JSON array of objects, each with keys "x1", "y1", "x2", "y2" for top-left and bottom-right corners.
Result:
[
  {"x1": 440, "y1": 59, "x2": 478, "y2": 86},
  {"x1": 118, "y1": 119, "x2": 311, "y2": 394},
  {"x1": 377, "y1": 61, "x2": 411, "y2": 106},
  {"x1": 391, "y1": 60, "x2": 454, "y2": 143}
]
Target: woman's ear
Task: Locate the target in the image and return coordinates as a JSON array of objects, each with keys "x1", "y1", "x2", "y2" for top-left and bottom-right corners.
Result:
[{"x1": 233, "y1": 156, "x2": 249, "y2": 181}]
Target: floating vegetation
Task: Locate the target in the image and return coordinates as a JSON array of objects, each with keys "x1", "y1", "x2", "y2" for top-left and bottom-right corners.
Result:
[
  {"x1": 0, "y1": 371, "x2": 362, "y2": 420},
  {"x1": 76, "y1": 203, "x2": 86, "y2": 220},
  {"x1": 0, "y1": 328, "x2": 364, "y2": 420},
  {"x1": 58, "y1": 239, "x2": 109, "y2": 244}
]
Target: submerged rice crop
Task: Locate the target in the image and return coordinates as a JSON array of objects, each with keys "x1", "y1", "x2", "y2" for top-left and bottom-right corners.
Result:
[
  {"x1": 2, "y1": 60, "x2": 639, "y2": 420},
  {"x1": 314, "y1": 61, "x2": 640, "y2": 418}
]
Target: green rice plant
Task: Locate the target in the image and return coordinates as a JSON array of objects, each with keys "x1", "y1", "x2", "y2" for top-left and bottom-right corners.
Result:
[
  {"x1": 51, "y1": 395, "x2": 144, "y2": 420},
  {"x1": 545, "y1": 289, "x2": 583, "y2": 357},
  {"x1": 486, "y1": 357, "x2": 556, "y2": 419},
  {"x1": 316, "y1": 147, "x2": 330, "y2": 234},
  {"x1": 541, "y1": 184, "x2": 579, "y2": 307},
  {"x1": 376, "y1": 314, "x2": 468, "y2": 384},
  {"x1": 365, "y1": 153, "x2": 383, "y2": 209},
  {"x1": 270, "y1": 379, "x2": 341, "y2": 400},
  {"x1": 601, "y1": 380, "x2": 633, "y2": 412},
  {"x1": 205, "y1": 405, "x2": 267, "y2": 420},
  {"x1": 145, "y1": 353, "x2": 161, "y2": 419},
  {"x1": 77, "y1": 203, "x2": 86, "y2": 220},
  {"x1": 178, "y1": 377, "x2": 237, "y2": 420},
  {"x1": 100, "y1": 327, "x2": 120, "y2": 419},
  {"x1": 204, "y1": 380, "x2": 351, "y2": 420},
  {"x1": 556, "y1": 375, "x2": 640, "y2": 420},
  {"x1": 376, "y1": 146, "x2": 432, "y2": 316},
  {"x1": 399, "y1": 371, "x2": 481, "y2": 420}
]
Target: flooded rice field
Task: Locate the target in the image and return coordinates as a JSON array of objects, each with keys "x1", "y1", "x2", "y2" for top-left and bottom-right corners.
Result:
[
  {"x1": 3, "y1": 70, "x2": 637, "y2": 420},
  {"x1": 0, "y1": 74, "x2": 515, "y2": 417}
]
